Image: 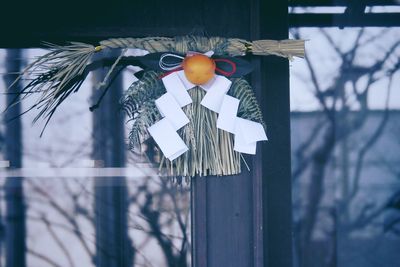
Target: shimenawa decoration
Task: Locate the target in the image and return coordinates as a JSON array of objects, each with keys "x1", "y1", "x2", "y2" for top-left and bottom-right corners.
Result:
[{"x1": 7, "y1": 36, "x2": 305, "y2": 177}]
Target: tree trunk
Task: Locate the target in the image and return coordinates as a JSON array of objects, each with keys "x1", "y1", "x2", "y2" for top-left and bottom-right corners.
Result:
[
  {"x1": 299, "y1": 125, "x2": 335, "y2": 267},
  {"x1": 92, "y1": 50, "x2": 134, "y2": 267},
  {"x1": 3, "y1": 49, "x2": 26, "y2": 267}
]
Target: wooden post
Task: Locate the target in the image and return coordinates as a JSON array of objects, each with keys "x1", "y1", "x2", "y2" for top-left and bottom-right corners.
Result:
[
  {"x1": 191, "y1": 1, "x2": 293, "y2": 266},
  {"x1": 3, "y1": 49, "x2": 26, "y2": 267},
  {"x1": 92, "y1": 50, "x2": 133, "y2": 267},
  {"x1": 259, "y1": 1, "x2": 293, "y2": 266}
]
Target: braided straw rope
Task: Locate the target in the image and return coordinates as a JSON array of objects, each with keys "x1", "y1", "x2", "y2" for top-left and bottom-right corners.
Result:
[
  {"x1": 251, "y1": 39, "x2": 305, "y2": 59},
  {"x1": 98, "y1": 35, "x2": 305, "y2": 58},
  {"x1": 13, "y1": 35, "x2": 304, "y2": 135}
]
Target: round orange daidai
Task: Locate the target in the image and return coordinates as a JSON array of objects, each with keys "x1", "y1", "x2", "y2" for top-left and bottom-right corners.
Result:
[{"x1": 182, "y1": 54, "x2": 216, "y2": 85}]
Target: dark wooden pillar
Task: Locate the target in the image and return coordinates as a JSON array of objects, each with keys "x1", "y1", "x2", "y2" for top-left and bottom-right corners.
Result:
[
  {"x1": 190, "y1": 1, "x2": 255, "y2": 267},
  {"x1": 3, "y1": 49, "x2": 26, "y2": 267},
  {"x1": 92, "y1": 51, "x2": 133, "y2": 267},
  {"x1": 259, "y1": 1, "x2": 293, "y2": 267},
  {"x1": 192, "y1": 1, "x2": 292, "y2": 267}
]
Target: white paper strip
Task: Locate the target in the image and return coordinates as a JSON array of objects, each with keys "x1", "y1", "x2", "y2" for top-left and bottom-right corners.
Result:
[
  {"x1": 234, "y1": 124, "x2": 257, "y2": 154},
  {"x1": 204, "y1": 51, "x2": 214, "y2": 57},
  {"x1": 200, "y1": 75, "x2": 232, "y2": 113},
  {"x1": 199, "y1": 76, "x2": 216, "y2": 91},
  {"x1": 176, "y1": 70, "x2": 195, "y2": 90},
  {"x1": 177, "y1": 70, "x2": 217, "y2": 92},
  {"x1": 217, "y1": 95, "x2": 239, "y2": 133},
  {"x1": 162, "y1": 72, "x2": 192, "y2": 107},
  {"x1": 201, "y1": 74, "x2": 231, "y2": 92},
  {"x1": 233, "y1": 118, "x2": 268, "y2": 154},
  {"x1": 148, "y1": 118, "x2": 188, "y2": 161},
  {"x1": 236, "y1": 118, "x2": 268, "y2": 143},
  {"x1": 155, "y1": 93, "x2": 189, "y2": 130}
]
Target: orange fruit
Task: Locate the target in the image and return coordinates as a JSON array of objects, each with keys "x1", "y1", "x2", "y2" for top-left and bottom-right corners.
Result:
[{"x1": 182, "y1": 54, "x2": 216, "y2": 85}]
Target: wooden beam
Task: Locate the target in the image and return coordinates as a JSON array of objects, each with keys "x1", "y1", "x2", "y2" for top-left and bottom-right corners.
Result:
[
  {"x1": 0, "y1": 27, "x2": 197, "y2": 48},
  {"x1": 289, "y1": 0, "x2": 398, "y2": 7},
  {"x1": 289, "y1": 13, "x2": 400, "y2": 27}
]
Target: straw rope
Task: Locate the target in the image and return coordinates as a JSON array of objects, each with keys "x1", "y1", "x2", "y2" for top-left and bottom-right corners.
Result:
[
  {"x1": 10, "y1": 35, "x2": 304, "y2": 138},
  {"x1": 98, "y1": 35, "x2": 305, "y2": 59}
]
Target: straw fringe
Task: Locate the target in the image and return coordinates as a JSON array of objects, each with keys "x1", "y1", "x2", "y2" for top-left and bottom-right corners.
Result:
[
  {"x1": 161, "y1": 88, "x2": 241, "y2": 177},
  {"x1": 123, "y1": 71, "x2": 265, "y2": 177}
]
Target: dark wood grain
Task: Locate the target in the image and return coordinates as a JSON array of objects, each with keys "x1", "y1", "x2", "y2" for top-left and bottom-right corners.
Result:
[
  {"x1": 289, "y1": 0, "x2": 398, "y2": 7},
  {"x1": 4, "y1": 49, "x2": 26, "y2": 267},
  {"x1": 0, "y1": 0, "x2": 396, "y2": 48},
  {"x1": 289, "y1": 13, "x2": 400, "y2": 27},
  {"x1": 92, "y1": 51, "x2": 132, "y2": 267},
  {"x1": 250, "y1": 0, "x2": 264, "y2": 266},
  {"x1": 0, "y1": 0, "x2": 249, "y2": 48},
  {"x1": 191, "y1": 177, "x2": 207, "y2": 267},
  {"x1": 260, "y1": 1, "x2": 294, "y2": 267}
]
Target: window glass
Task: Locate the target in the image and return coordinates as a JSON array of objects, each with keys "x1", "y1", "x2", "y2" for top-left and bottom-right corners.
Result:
[
  {"x1": 290, "y1": 24, "x2": 400, "y2": 267},
  {"x1": 0, "y1": 49, "x2": 191, "y2": 267}
]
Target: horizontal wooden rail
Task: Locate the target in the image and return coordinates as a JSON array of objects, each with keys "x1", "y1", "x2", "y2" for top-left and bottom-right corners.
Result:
[
  {"x1": 289, "y1": 12, "x2": 400, "y2": 27},
  {"x1": 289, "y1": 0, "x2": 398, "y2": 7}
]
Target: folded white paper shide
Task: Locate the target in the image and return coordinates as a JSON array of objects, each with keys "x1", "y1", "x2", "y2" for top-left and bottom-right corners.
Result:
[
  {"x1": 147, "y1": 118, "x2": 188, "y2": 161},
  {"x1": 155, "y1": 92, "x2": 189, "y2": 130},
  {"x1": 234, "y1": 118, "x2": 268, "y2": 155},
  {"x1": 176, "y1": 70, "x2": 218, "y2": 93},
  {"x1": 161, "y1": 72, "x2": 192, "y2": 107},
  {"x1": 154, "y1": 70, "x2": 268, "y2": 161},
  {"x1": 176, "y1": 70, "x2": 196, "y2": 90},
  {"x1": 217, "y1": 95, "x2": 239, "y2": 133},
  {"x1": 200, "y1": 75, "x2": 232, "y2": 113}
]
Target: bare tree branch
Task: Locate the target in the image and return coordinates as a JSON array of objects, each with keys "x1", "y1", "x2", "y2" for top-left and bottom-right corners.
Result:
[
  {"x1": 28, "y1": 248, "x2": 64, "y2": 267},
  {"x1": 26, "y1": 180, "x2": 94, "y2": 259},
  {"x1": 292, "y1": 117, "x2": 327, "y2": 181},
  {"x1": 41, "y1": 213, "x2": 75, "y2": 267},
  {"x1": 348, "y1": 75, "x2": 393, "y2": 201}
]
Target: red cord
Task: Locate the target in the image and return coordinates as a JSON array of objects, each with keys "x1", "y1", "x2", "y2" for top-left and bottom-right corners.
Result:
[
  {"x1": 214, "y1": 58, "x2": 237, "y2": 77},
  {"x1": 159, "y1": 58, "x2": 237, "y2": 79},
  {"x1": 159, "y1": 66, "x2": 183, "y2": 79}
]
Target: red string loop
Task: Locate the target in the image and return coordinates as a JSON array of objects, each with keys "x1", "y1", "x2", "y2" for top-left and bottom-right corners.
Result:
[
  {"x1": 159, "y1": 66, "x2": 183, "y2": 79},
  {"x1": 159, "y1": 58, "x2": 237, "y2": 79},
  {"x1": 214, "y1": 58, "x2": 237, "y2": 77}
]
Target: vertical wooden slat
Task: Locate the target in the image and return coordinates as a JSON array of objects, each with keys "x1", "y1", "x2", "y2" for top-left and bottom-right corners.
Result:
[
  {"x1": 250, "y1": 1, "x2": 265, "y2": 267},
  {"x1": 92, "y1": 50, "x2": 132, "y2": 267},
  {"x1": 190, "y1": 1, "x2": 256, "y2": 266},
  {"x1": 259, "y1": 1, "x2": 293, "y2": 267},
  {"x1": 206, "y1": 172, "x2": 254, "y2": 267},
  {"x1": 191, "y1": 0, "x2": 292, "y2": 266},
  {"x1": 3, "y1": 49, "x2": 26, "y2": 267},
  {"x1": 191, "y1": 177, "x2": 207, "y2": 267}
]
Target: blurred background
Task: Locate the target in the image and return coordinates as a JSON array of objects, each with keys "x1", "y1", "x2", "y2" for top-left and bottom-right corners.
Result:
[{"x1": 289, "y1": 4, "x2": 400, "y2": 267}]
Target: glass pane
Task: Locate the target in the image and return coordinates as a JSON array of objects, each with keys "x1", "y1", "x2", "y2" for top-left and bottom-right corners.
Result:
[
  {"x1": 0, "y1": 48, "x2": 191, "y2": 267},
  {"x1": 290, "y1": 23, "x2": 400, "y2": 267}
]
